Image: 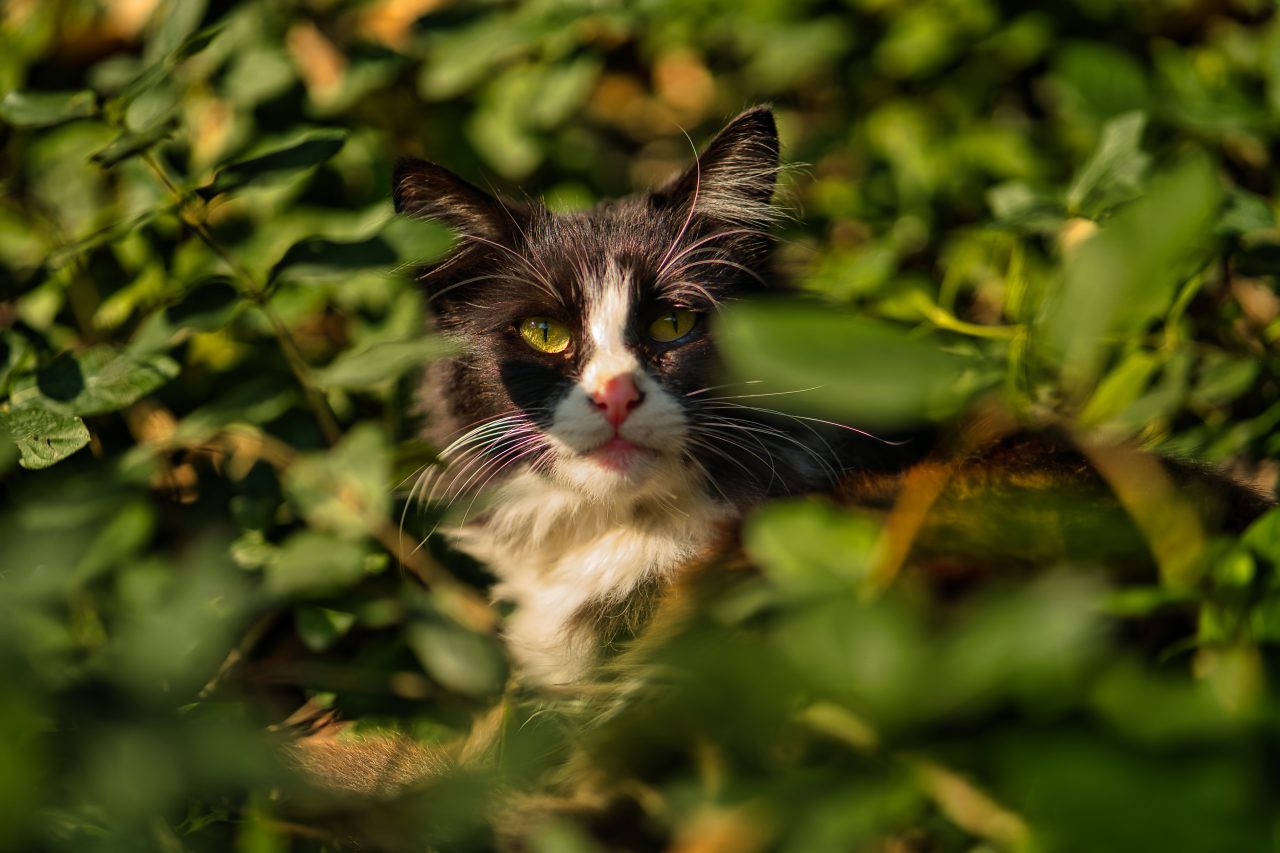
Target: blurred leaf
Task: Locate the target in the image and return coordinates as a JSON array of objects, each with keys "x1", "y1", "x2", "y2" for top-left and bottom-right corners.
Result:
[
  {"x1": 0, "y1": 90, "x2": 96, "y2": 128},
  {"x1": 74, "y1": 499, "x2": 155, "y2": 583},
  {"x1": 90, "y1": 117, "x2": 179, "y2": 168},
  {"x1": 745, "y1": 498, "x2": 880, "y2": 600},
  {"x1": 268, "y1": 532, "x2": 368, "y2": 597},
  {"x1": 0, "y1": 406, "x2": 90, "y2": 470},
  {"x1": 380, "y1": 214, "x2": 455, "y2": 265},
  {"x1": 716, "y1": 301, "x2": 995, "y2": 428},
  {"x1": 165, "y1": 277, "x2": 241, "y2": 332},
  {"x1": 0, "y1": 332, "x2": 32, "y2": 390},
  {"x1": 295, "y1": 607, "x2": 357, "y2": 652},
  {"x1": 1041, "y1": 156, "x2": 1221, "y2": 386},
  {"x1": 143, "y1": 0, "x2": 208, "y2": 65},
  {"x1": 1078, "y1": 350, "x2": 1160, "y2": 427},
  {"x1": 313, "y1": 338, "x2": 452, "y2": 390},
  {"x1": 1241, "y1": 507, "x2": 1280, "y2": 565},
  {"x1": 1191, "y1": 355, "x2": 1258, "y2": 408},
  {"x1": 171, "y1": 22, "x2": 227, "y2": 63},
  {"x1": 1066, "y1": 111, "x2": 1150, "y2": 217},
  {"x1": 406, "y1": 620, "x2": 506, "y2": 697},
  {"x1": 269, "y1": 235, "x2": 397, "y2": 284},
  {"x1": 987, "y1": 182, "x2": 1064, "y2": 233},
  {"x1": 49, "y1": 209, "x2": 166, "y2": 267},
  {"x1": 174, "y1": 378, "x2": 297, "y2": 442},
  {"x1": 284, "y1": 423, "x2": 390, "y2": 539},
  {"x1": 198, "y1": 129, "x2": 347, "y2": 199},
  {"x1": 1216, "y1": 189, "x2": 1274, "y2": 237}
]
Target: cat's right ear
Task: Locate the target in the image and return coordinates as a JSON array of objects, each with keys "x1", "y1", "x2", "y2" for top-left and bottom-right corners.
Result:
[{"x1": 393, "y1": 157, "x2": 520, "y2": 243}]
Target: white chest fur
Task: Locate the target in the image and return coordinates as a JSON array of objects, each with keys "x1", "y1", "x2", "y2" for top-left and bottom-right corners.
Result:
[{"x1": 447, "y1": 468, "x2": 731, "y2": 686}]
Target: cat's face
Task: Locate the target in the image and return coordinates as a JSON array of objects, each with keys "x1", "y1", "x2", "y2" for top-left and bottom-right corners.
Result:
[{"x1": 396, "y1": 108, "x2": 828, "y2": 506}]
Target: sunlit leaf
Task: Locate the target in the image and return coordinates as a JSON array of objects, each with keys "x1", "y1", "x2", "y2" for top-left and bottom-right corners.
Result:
[
  {"x1": 716, "y1": 301, "x2": 995, "y2": 428},
  {"x1": 1041, "y1": 156, "x2": 1221, "y2": 387},
  {"x1": 0, "y1": 406, "x2": 90, "y2": 470},
  {"x1": 9, "y1": 347, "x2": 180, "y2": 417}
]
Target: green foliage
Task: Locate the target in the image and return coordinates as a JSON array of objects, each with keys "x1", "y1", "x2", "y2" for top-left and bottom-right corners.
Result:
[{"x1": 1, "y1": 1, "x2": 1278, "y2": 851}]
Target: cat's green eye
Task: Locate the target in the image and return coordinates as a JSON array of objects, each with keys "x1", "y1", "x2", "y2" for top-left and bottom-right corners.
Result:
[
  {"x1": 648, "y1": 309, "x2": 699, "y2": 343},
  {"x1": 519, "y1": 317, "x2": 572, "y2": 354}
]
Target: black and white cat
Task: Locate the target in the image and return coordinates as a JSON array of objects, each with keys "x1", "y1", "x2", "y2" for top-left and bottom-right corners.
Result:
[{"x1": 394, "y1": 108, "x2": 918, "y2": 685}]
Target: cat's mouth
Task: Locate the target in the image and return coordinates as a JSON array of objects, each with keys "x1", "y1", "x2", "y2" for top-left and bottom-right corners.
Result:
[{"x1": 585, "y1": 436, "x2": 656, "y2": 472}]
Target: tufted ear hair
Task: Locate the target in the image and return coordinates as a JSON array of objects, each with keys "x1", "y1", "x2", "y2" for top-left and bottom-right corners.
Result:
[
  {"x1": 655, "y1": 105, "x2": 780, "y2": 228},
  {"x1": 393, "y1": 157, "x2": 524, "y2": 244}
]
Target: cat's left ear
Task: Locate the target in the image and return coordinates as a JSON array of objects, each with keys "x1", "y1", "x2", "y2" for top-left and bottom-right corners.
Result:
[
  {"x1": 656, "y1": 105, "x2": 780, "y2": 227},
  {"x1": 393, "y1": 157, "x2": 523, "y2": 244}
]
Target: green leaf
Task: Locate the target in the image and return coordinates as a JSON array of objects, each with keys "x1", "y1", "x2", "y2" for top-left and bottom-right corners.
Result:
[
  {"x1": 171, "y1": 22, "x2": 227, "y2": 62},
  {"x1": 198, "y1": 129, "x2": 348, "y2": 199},
  {"x1": 173, "y1": 378, "x2": 297, "y2": 443},
  {"x1": 1078, "y1": 350, "x2": 1161, "y2": 427},
  {"x1": 1216, "y1": 189, "x2": 1274, "y2": 237},
  {"x1": 267, "y1": 531, "x2": 368, "y2": 597},
  {"x1": 295, "y1": 607, "x2": 357, "y2": 652},
  {"x1": 744, "y1": 498, "x2": 881, "y2": 600},
  {"x1": 406, "y1": 620, "x2": 507, "y2": 697},
  {"x1": 49, "y1": 209, "x2": 166, "y2": 267},
  {"x1": 90, "y1": 117, "x2": 179, "y2": 168},
  {"x1": 269, "y1": 235, "x2": 398, "y2": 284},
  {"x1": 1191, "y1": 355, "x2": 1259, "y2": 407},
  {"x1": 1241, "y1": 507, "x2": 1280, "y2": 566},
  {"x1": 0, "y1": 90, "x2": 97, "y2": 128},
  {"x1": 1065, "y1": 111, "x2": 1151, "y2": 217},
  {"x1": 165, "y1": 278, "x2": 241, "y2": 332},
  {"x1": 373, "y1": 216, "x2": 454, "y2": 266},
  {"x1": 0, "y1": 332, "x2": 32, "y2": 390},
  {"x1": 1041, "y1": 156, "x2": 1221, "y2": 387},
  {"x1": 284, "y1": 424, "x2": 391, "y2": 539},
  {"x1": 313, "y1": 338, "x2": 452, "y2": 390},
  {"x1": 987, "y1": 182, "x2": 1065, "y2": 233},
  {"x1": 9, "y1": 347, "x2": 180, "y2": 417},
  {"x1": 715, "y1": 301, "x2": 995, "y2": 428},
  {"x1": 143, "y1": 0, "x2": 208, "y2": 65},
  {"x1": 0, "y1": 406, "x2": 91, "y2": 470}
]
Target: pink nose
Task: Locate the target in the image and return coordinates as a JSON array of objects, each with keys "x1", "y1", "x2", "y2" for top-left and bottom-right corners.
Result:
[{"x1": 591, "y1": 374, "x2": 643, "y2": 427}]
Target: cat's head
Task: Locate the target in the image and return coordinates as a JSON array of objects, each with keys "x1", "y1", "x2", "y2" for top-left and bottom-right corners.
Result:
[{"x1": 395, "y1": 107, "x2": 834, "y2": 507}]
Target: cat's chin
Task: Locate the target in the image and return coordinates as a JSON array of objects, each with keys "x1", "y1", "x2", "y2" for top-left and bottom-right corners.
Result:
[
  {"x1": 586, "y1": 437, "x2": 653, "y2": 473},
  {"x1": 549, "y1": 441, "x2": 687, "y2": 501}
]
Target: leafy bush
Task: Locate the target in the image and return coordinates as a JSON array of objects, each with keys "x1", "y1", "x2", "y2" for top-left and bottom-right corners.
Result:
[{"x1": 1, "y1": 1, "x2": 1278, "y2": 850}]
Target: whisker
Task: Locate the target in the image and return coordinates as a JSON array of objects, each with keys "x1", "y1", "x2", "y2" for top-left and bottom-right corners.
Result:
[
  {"x1": 667, "y1": 257, "x2": 769, "y2": 289},
  {"x1": 658, "y1": 125, "x2": 702, "y2": 274}
]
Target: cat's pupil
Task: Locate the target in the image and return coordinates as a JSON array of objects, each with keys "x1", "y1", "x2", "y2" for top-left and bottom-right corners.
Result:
[{"x1": 665, "y1": 315, "x2": 677, "y2": 335}]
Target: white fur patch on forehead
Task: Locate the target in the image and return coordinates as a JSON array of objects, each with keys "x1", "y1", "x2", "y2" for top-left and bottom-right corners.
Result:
[{"x1": 581, "y1": 260, "x2": 639, "y2": 391}]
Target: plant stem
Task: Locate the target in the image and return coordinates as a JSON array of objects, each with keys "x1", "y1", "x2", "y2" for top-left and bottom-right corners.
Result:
[{"x1": 141, "y1": 152, "x2": 342, "y2": 445}]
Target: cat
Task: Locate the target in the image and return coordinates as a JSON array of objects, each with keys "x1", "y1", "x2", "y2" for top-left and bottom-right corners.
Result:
[
  {"x1": 393, "y1": 106, "x2": 930, "y2": 686},
  {"x1": 391, "y1": 105, "x2": 1271, "y2": 688}
]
